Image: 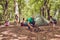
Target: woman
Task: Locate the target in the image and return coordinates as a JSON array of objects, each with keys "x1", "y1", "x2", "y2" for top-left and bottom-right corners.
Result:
[{"x1": 20, "y1": 18, "x2": 27, "y2": 26}]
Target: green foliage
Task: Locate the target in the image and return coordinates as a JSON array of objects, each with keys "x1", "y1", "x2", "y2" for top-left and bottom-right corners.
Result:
[{"x1": 0, "y1": 0, "x2": 60, "y2": 21}]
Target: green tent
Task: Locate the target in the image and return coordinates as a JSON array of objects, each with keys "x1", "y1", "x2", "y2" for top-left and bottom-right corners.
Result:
[{"x1": 34, "y1": 14, "x2": 49, "y2": 26}]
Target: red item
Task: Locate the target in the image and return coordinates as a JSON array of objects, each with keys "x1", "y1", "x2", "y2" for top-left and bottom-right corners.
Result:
[{"x1": 21, "y1": 23, "x2": 24, "y2": 26}]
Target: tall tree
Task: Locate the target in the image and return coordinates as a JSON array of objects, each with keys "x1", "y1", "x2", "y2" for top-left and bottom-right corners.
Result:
[
  {"x1": 14, "y1": 0, "x2": 19, "y2": 23},
  {"x1": 3, "y1": 0, "x2": 8, "y2": 20},
  {"x1": 18, "y1": 0, "x2": 21, "y2": 23}
]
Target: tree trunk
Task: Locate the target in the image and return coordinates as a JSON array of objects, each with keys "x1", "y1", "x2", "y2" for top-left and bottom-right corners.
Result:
[
  {"x1": 3, "y1": 0, "x2": 8, "y2": 21},
  {"x1": 54, "y1": 8, "x2": 57, "y2": 16},
  {"x1": 40, "y1": 0, "x2": 47, "y2": 17},
  {"x1": 44, "y1": 0, "x2": 50, "y2": 20},
  {"x1": 47, "y1": 7, "x2": 50, "y2": 20},
  {"x1": 14, "y1": 0, "x2": 19, "y2": 23},
  {"x1": 41, "y1": 7, "x2": 44, "y2": 16},
  {"x1": 18, "y1": 0, "x2": 21, "y2": 23}
]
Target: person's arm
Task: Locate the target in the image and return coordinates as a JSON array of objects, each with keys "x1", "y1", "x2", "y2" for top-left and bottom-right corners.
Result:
[{"x1": 28, "y1": 22, "x2": 33, "y2": 28}]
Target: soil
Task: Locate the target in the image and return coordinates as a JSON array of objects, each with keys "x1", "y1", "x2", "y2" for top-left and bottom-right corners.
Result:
[{"x1": 0, "y1": 21, "x2": 60, "y2": 40}]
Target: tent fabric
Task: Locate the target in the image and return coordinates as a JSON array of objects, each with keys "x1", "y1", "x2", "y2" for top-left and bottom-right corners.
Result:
[
  {"x1": 34, "y1": 15, "x2": 49, "y2": 26},
  {"x1": 34, "y1": 10, "x2": 59, "y2": 26}
]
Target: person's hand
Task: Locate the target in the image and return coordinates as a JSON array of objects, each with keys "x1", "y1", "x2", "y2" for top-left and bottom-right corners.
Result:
[
  {"x1": 30, "y1": 26, "x2": 33, "y2": 29},
  {"x1": 28, "y1": 22, "x2": 33, "y2": 29}
]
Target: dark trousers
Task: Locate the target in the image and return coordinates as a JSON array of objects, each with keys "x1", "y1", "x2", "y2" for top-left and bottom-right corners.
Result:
[
  {"x1": 21, "y1": 21, "x2": 35, "y2": 29},
  {"x1": 28, "y1": 21, "x2": 35, "y2": 29}
]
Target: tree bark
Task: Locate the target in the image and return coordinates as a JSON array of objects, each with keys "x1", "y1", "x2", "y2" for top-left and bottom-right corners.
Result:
[
  {"x1": 47, "y1": 7, "x2": 50, "y2": 20},
  {"x1": 18, "y1": 0, "x2": 21, "y2": 23},
  {"x1": 14, "y1": 0, "x2": 19, "y2": 23},
  {"x1": 3, "y1": 0, "x2": 8, "y2": 21},
  {"x1": 43, "y1": 0, "x2": 50, "y2": 20},
  {"x1": 41, "y1": 7, "x2": 45, "y2": 16}
]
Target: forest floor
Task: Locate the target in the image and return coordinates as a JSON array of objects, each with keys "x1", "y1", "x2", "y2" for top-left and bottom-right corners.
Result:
[{"x1": 0, "y1": 22, "x2": 60, "y2": 40}]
